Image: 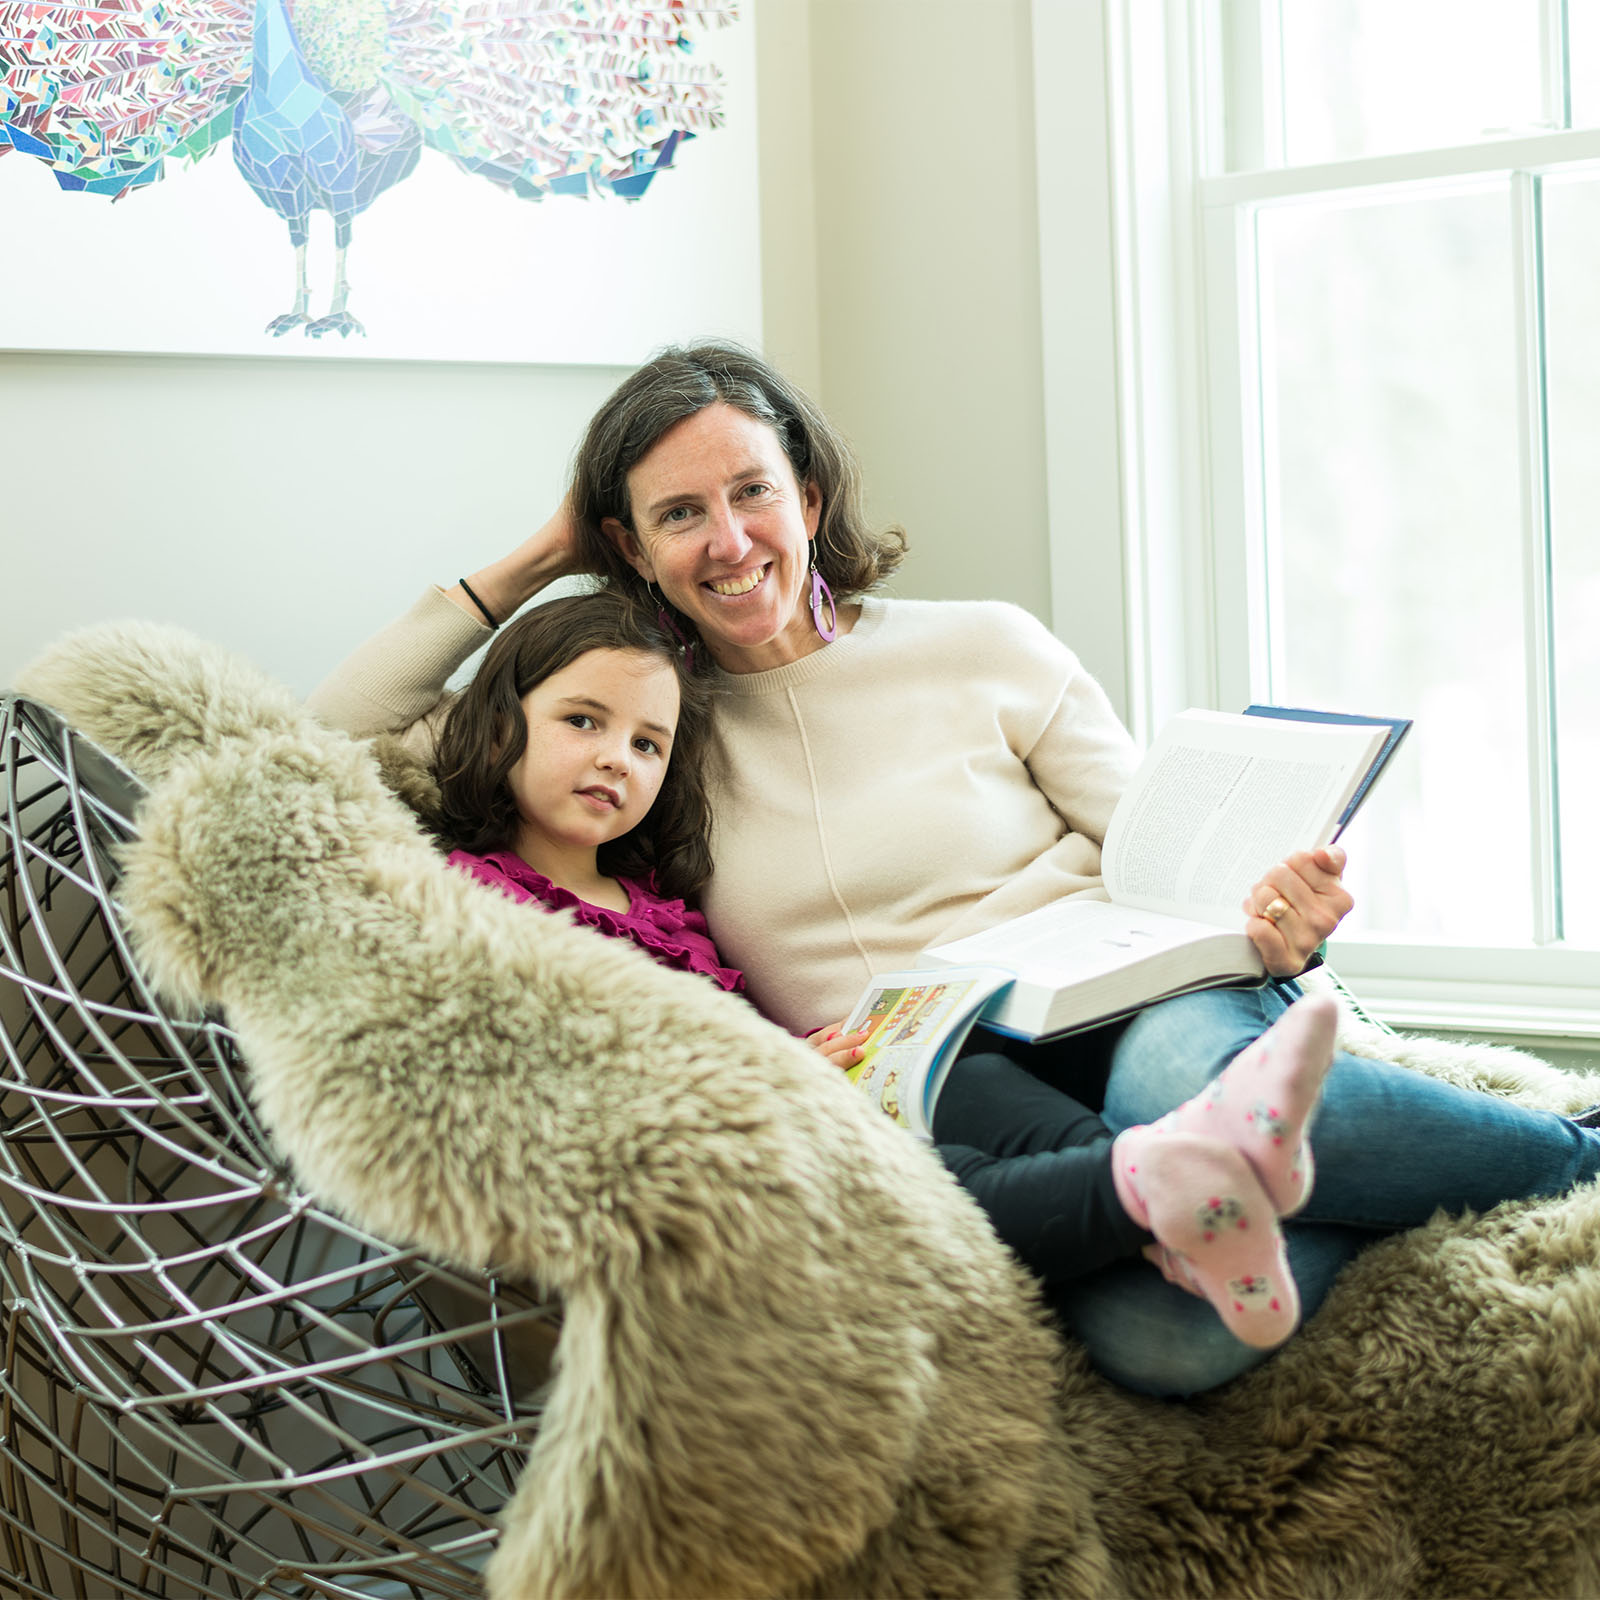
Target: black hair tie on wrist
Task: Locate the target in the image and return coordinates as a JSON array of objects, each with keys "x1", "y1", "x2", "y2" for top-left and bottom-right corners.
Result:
[{"x1": 457, "y1": 578, "x2": 499, "y2": 630}]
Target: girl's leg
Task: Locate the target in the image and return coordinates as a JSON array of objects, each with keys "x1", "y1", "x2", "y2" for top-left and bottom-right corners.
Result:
[
  {"x1": 1102, "y1": 982, "x2": 1600, "y2": 1229},
  {"x1": 935, "y1": 1053, "x2": 1301, "y2": 1344},
  {"x1": 933, "y1": 1052, "x2": 1147, "y2": 1283}
]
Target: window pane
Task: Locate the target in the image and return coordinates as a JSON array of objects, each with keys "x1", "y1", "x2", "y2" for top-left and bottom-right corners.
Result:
[
  {"x1": 1569, "y1": 0, "x2": 1600, "y2": 130},
  {"x1": 1267, "y1": 0, "x2": 1547, "y2": 166},
  {"x1": 1542, "y1": 172, "x2": 1600, "y2": 948},
  {"x1": 1256, "y1": 183, "x2": 1533, "y2": 943}
]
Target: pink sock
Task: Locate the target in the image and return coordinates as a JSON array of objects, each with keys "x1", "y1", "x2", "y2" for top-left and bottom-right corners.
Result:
[
  {"x1": 1152, "y1": 993, "x2": 1338, "y2": 1216},
  {"x1": 1112, "y1": 1128, "x2": 1299, "y2": 1350}
]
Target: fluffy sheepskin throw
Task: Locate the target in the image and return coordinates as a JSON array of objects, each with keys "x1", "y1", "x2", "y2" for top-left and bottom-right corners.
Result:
[{"x1": 18, "y1": 622, "x2": 1600, "y2": 1600}]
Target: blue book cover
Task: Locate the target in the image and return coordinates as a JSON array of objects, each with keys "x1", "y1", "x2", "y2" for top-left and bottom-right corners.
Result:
[{"x1": 1241, "y1": 704, "x2": 1413, "y2": 839}]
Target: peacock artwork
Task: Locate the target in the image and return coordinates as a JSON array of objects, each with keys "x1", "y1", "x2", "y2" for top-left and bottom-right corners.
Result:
[{"x1": 0, "y1": 0, "x2": 756, "y2": 362}]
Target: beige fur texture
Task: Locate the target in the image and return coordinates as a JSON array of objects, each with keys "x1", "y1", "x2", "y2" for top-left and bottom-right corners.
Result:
[{"x1": 18, "y1": 621, "x2": 1600, "y2": 1600}]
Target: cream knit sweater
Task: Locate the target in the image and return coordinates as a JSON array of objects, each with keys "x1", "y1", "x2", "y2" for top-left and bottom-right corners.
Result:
[{"x1": 307, "y1": 588, "x2": 1140, "y2": 1033}]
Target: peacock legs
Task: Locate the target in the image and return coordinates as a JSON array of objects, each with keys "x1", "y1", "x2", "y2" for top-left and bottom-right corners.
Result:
[
  {"x1": 308, "y1": 244, "x2": 365, "y2": 340},
  {"x1": 264, "y1": 240, "x2": 366, "y2": 339},
  {"x1": 265, "y1": 241, "x2": 312, "y2": 336}
]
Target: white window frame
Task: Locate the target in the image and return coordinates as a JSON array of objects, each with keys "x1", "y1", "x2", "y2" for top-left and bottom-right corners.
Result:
[{"x1": 1033, "y1": 0, "x2": 1600, "y2": 1041}]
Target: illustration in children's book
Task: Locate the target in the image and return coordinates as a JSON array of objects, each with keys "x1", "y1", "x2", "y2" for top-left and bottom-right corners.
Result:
[{"x1": 843, "y1": 972, "x2": 1012, "y2": 1140}]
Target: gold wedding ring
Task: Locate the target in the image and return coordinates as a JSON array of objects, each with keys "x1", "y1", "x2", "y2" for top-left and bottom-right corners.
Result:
[{"x1": 1262, "y1": 897, "x2": 1291, "y2": 924}]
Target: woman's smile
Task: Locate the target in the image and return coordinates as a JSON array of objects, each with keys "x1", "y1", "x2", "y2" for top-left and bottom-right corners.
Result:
[{"x1": 706, "y1": 564, "x2": 771, "y2": 598}]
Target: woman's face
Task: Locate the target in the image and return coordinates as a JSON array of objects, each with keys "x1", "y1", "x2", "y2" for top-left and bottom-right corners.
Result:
[{"x1": 602, "y1": 402, "x2": 823, "y2": 674}]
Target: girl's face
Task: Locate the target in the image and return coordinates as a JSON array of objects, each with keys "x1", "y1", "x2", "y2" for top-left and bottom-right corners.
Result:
[
  {"x1": 601, "y1": 401, "x2": 823, "y2": 675},
  {"x1": 507, "y1": 647, "x2": 681, "y2": 868}
]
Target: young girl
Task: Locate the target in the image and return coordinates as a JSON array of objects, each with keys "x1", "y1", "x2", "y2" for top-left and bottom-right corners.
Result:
[
  {"x1": 426, "y1": 586, "x2": 1337, "y2": 1351},
  {"x1": 430, "y1": 588, "x2": 748, "y2": 997}
]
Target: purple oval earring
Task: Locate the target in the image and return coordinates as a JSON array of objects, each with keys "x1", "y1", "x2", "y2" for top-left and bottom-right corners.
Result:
[
  {"x1": 648, "y1": 581, "x2": 697, "y2": 670},
  {"x1": 809, "y1": 557, "x2": 837, "y2": 643}
]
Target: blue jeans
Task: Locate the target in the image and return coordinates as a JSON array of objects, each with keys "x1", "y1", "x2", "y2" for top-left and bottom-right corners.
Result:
[{"x1": 1055, "y1": 979, "x2": 1600, "y2": 1397}]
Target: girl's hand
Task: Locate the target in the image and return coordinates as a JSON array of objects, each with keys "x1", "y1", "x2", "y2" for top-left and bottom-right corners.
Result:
[
  {"x1": 1242, "y1": 843, "x2": 1353, "y2": 976},
  {"x1": 807, "y1": 1022, "x2": 871, "y2": 1071},
  {"x1": 446, "y1": 495, "x2": 588, "y2": 625}
]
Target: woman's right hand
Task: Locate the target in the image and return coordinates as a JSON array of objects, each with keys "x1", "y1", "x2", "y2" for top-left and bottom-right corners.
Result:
[
  {"x1": 446, "y1": 494, "x2": 589, "y2": 626},
  {"x1": 807, "y1": 1022, "x2": 870, "y2": 1071}
]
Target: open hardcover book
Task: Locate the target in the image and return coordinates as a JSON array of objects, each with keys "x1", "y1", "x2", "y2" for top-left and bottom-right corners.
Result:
[{"x1": 839, "y1": 704, "x2": 1410, "y2": 1137}]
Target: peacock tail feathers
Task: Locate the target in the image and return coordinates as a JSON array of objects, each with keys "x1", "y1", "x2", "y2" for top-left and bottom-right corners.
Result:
[
  {"x1": 380, "y1": 0, "x2": 737, "y2": 200},
  {"x1": 0, "y1": 0, "x2": 251, "y2": 194},
  {"x1": 2, "y1": 0, "x2": 738, "y2": 203},
  {"x1": 288, "y1": 0, "x2": 383, "y2": 94}
]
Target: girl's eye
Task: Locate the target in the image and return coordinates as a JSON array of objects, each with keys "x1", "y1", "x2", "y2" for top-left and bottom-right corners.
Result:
[
  {"x1": 634, "y1": 737, "x2": 662, "y2": 756},
  {"x1": 566, "y1": 714, "x2": 596, "y2": 730}
]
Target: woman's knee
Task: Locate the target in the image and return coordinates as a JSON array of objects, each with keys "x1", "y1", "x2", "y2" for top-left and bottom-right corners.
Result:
[
  {"x1": 1100, "y1": 987, "x2": 1281, "y2": 1129},
  {"x1": 1052, "y1": 1221, "x2": 1369, "y2": 1399},
  {"x1": 1051, "y1": 1258, "x2": 1268, "y2": 1398}
]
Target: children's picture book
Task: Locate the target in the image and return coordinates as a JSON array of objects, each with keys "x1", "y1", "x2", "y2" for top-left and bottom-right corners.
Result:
[
  {"x1": 838, "y1": 706, "x2": 1412, "y2": 1130},
  {"x1": 838, "y1": 968, "x2": 1015, "y2": 1138}
]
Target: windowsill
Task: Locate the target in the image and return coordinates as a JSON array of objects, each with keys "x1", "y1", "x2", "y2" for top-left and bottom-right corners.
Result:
[
  {"x1": 1361, "y1": 991, "x2": 1600, "y2": 1043},
  {"x1": 1325, "y1": 938, "x2": 1600, "y2": 1043}
]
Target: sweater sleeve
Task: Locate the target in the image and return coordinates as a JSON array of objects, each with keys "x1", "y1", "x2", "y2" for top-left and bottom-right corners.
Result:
[
  {"x1": 924, "y1": 605, "x2": 1141, "y2": 944},
  {"x1": 1020, "y1": 637, "x2": 1141, "y2": 849},
  {"x1": 304, "y1": 586, "x2": 490, "y2": 757}
]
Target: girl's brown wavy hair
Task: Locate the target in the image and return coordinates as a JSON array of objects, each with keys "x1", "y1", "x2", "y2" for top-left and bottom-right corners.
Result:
[{"x1": 431, "y1": 589, "x2": 716, "y2": 901}]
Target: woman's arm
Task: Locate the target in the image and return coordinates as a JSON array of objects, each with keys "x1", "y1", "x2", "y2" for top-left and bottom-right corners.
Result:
[
  {"x1": 306, "y1": 502, "x2": 587, "y2": 750},
  {"x1": 438, "y1": 498, "x2": 586, "y2": 628}
]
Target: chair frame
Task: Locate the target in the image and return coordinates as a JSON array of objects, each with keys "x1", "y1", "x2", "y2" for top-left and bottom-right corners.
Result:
[{"x1": 0, "y1": 694, "x2": 557, "y2": 1600}]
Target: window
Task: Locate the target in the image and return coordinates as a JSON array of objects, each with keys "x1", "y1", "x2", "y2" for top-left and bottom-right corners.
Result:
[{"x1": 1074, "y1": 0, "x2": 1600, "y2": 1036}]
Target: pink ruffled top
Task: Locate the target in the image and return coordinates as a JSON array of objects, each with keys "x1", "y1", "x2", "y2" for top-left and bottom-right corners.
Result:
[{"x1": 447, "y1": 849, "x2": 746, "y2": 994}]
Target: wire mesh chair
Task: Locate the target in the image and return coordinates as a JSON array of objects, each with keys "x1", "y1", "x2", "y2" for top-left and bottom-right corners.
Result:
[{"x1": 0, "y1": 693, "x2": 560, "y2": 1600}]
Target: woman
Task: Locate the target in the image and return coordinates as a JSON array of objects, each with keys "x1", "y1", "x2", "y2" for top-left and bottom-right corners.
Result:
[{"x1": 310, "y1": 342, "x2": 1600, "y2": 1396}]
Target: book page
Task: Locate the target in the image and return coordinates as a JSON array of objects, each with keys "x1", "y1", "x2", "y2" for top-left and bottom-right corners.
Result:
[
  {"x1": 926, "y1": 898, "x2": 1221, "y2": 986},
  {"x1": 1103, "y1": 711, "x2": 1384, "y2": 925}
]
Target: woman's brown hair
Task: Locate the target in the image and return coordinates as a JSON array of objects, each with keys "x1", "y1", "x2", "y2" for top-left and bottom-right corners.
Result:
[
  {"x1": 431, "y1": 589, "x2": 716, "y2": 900},
  {"x1": 569, "y1": 341, "x2": 908, "y2": 654}
]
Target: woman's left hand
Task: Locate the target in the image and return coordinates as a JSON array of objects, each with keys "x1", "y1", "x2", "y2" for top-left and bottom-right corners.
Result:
[{"x1": 1243, "y1": 843, "x2": 1353, "y2": 976}]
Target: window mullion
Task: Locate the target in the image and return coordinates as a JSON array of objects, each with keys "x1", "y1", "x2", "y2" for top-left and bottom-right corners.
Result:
[
  {"x1": 1539, "y1": 0, "x2": 1572, "y2": 129},
  {"x1": 1509, "y1": 170, "x2": 1564, "y2": 944},
  {"x1": 1198, "y1": 199, "x2": 1257, "y2": 714}
]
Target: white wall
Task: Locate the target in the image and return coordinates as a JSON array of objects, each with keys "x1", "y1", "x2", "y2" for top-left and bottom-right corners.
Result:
[
  {"x1": 0, "y1": 353, "x2": 625, "y2": 695},
  {"x1": 805, "y1": 0, "x2": 1055, "y2": 620}
]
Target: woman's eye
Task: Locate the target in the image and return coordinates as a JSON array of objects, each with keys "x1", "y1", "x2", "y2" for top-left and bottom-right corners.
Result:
[
  {"x1": 661, "y1": 505, "x2": 692, "y2": 526},
  {"x1": 741, "y1": 482, "x2": 771, "y2": 500}
]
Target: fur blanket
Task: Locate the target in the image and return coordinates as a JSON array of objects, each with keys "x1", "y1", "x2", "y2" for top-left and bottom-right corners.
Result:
[{"x1": 18, "y1": 622, "x2": 1600, "y2": 1600}]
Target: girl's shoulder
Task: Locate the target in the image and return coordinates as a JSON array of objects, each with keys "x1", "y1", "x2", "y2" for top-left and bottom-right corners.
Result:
[
  {"x1": 447, "y1": 854, "x2": 744, "y2": 993},
  {"x1": 446, "y1": 848, "x2": 565, "y2": 908},
  {"x1": 617, "y1": 871, "x2": 710, "y2": 938},
  {"x1": 609, "y1": 876, "x2": 747, "y2": 993}
]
